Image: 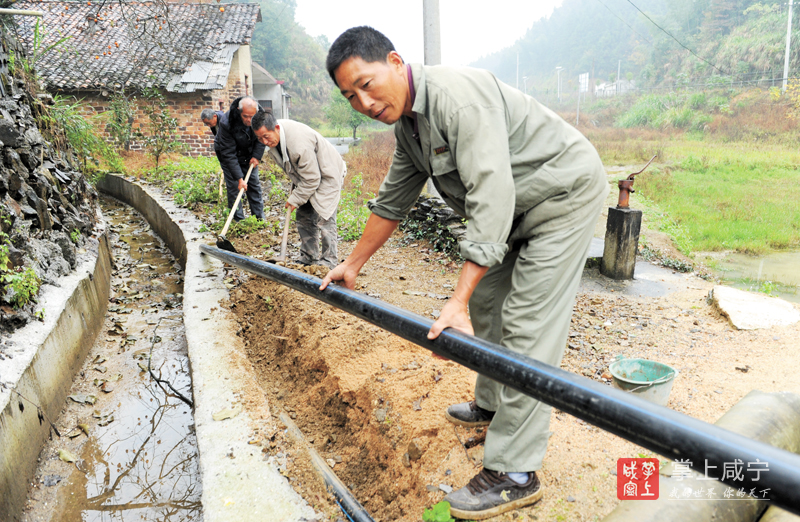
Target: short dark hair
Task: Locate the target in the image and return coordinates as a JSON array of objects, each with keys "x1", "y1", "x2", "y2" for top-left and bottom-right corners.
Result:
[
  {"x1": 326, "y1": 26, "x2": 398, "y2": 86},
  {"x1": 251, "y1": 110, "x2": 276, "y2": 133}
]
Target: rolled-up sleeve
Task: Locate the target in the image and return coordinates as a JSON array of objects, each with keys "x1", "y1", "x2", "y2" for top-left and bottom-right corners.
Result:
[
  {"x1": 367, "y1": 132, "x2": 428, "y2": 221},
  {"x1": 447, "y1": 104, "x2": 516, "y2": 267}
]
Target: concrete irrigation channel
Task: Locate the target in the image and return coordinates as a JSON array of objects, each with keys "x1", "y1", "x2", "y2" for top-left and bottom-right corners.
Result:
[{"x1": 1, "y1": 174, "x2": 321, "y2": 521}]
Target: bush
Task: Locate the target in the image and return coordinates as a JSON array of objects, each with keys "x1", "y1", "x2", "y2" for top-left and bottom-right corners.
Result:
[
  {"x1": 337, "y1": 173, "x2": 373, "y2": 241},
  {"x1": 41, "y1": 95, "x2": 122, "y2": 172},
  {"x1": 4, "y1": 267, "x2": 41, "y2": 308},
  {"x1": 0, "y1": 225, "x2": 41, "y2": 309},
  {"x1": 616, "y1": 92, "x2": 720, "y2": 131}
]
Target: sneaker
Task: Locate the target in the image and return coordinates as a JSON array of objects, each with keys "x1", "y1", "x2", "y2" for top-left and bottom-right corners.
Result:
[
  {"x1": 445, "y1": 400, "x2": 495, "y2": 428},
  {"x1": 444, "y1": 468, "x2": 543, "y2": 520}
]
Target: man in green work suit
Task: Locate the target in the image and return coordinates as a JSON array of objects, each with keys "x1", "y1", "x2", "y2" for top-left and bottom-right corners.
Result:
[{"x1": 321, "y1": 26, "x2": 609, "y2": 520}]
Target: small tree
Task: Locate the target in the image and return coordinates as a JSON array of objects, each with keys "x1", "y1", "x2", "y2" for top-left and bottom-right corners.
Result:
[
  {"x1": 108, "y1": 92, "x2": 136, "y2": 151},
  {"x1": 324, "y1": 89, "x2": 372, "y2": 139},
  {"x1": 137, "y1": 85, "x2": 183, "y2": 170}
]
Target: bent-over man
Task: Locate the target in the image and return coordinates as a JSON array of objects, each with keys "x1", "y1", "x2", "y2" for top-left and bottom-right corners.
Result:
[
  {"x1": 214, "y1": 96, "x2": 265, "y2": 221},
  {"x1": 200, "y1": 108, "x2": 224, "y2": 136},
  {"x1": 251, "y1": 111, "x2": 346, "y2": 269},
  {"x1": 321, "y1": 26, "x2": 609, "y2": 520}
]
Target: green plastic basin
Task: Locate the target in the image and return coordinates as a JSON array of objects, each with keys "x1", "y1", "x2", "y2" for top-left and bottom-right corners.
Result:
[{"x1": 608, "y1": 357, "x2": 677, "y2": 407}]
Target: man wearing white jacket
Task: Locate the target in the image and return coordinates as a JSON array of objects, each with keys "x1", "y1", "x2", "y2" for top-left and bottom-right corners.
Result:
[{"x1": 251, "y1": 111, "x2": 346, "y2": 269}]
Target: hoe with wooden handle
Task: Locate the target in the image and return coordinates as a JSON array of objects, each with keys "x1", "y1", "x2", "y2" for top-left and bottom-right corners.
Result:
[
  {"x1": 215, "y1": 163, "x2": 254, "y2": 253},
  {"x1": 268, "y1": 205, "x2": 291, "y2": 264},
  {"x1": 268, "y1": 186, "x2": 293, "y2": 264}
]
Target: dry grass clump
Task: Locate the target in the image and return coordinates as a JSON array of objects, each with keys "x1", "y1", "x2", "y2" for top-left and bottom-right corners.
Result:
[
  {"x1": 707, "y1": 98, "x2": 797, "y2": 141},
  {"x1": 581, "y1": 126, "x2": 670, "y2": 165},
  {"x1": 343, "y1": 130, "x2": 396, "y2": 195}
]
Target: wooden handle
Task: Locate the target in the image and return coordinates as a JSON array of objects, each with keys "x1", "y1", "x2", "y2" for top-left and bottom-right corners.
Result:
[
  {"x1": 279, "y1": 206, "x2": 291, "y2": 259},
  {"x1": 220, "y1": 163, "x2": 255, "y2": 238}
]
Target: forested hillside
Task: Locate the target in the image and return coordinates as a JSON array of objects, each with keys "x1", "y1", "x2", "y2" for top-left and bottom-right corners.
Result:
[
  {"x1": 239, "y1": 0, "x2": 330, "y2": 124},
  {"x1": 473, "y1": 0, "x2": 800, "y2": 94}
]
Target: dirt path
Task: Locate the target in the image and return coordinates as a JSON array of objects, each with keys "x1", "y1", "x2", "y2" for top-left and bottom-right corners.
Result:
[{"x1": 221, "y1": 213, "x2": 800, "y2": 521}]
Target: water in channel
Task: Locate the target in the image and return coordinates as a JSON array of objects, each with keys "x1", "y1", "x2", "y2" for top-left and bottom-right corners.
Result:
[{"x1": 22, "y1": 196, "x2": 201, "y2": 522}]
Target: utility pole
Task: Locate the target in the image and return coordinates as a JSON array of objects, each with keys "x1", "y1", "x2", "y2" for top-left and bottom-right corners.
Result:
[
  {"x1": 423, "y1": 0, "x2": 441, "y2": 66},
  {"x1": 523, "y1": 76, "x2": 528, "y2": 94},
  {"x1": 422, "y1": 0, "x2": 441, "y2": 198},
  {"x1": 516, "y1": 52, "x2": 520, "y2": 89},
  {"x1": 556, "y1": 66, "x2": 563, "y2": 103},
  {"x1": 617, "y1": 59, "x2": 621, "y2": 95},
  {"x1": 783, "y1": 0, "x2": 794, "y2": 92}
]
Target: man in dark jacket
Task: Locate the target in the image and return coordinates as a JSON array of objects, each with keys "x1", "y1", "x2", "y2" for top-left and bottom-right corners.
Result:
[{"x1": 214, "y1": 96, "x2": 265, "y2": 221}]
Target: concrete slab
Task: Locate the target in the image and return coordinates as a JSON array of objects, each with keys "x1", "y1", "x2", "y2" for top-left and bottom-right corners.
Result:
[
  {"x1": 0, "y1": 218, "x2": 111, "y2": 520},
  {"x1": 709, "y1": 285, "x2": 800, "y2": 330},
  {"x1": 97, "y1": 175, "x2": 317, "y2": 522},
  {"x1": 587, "y1": 237, "x2": 605, "y2": 259},
  {"x1": 580, "y1": 252, "x2": 704, "y2": 299}
]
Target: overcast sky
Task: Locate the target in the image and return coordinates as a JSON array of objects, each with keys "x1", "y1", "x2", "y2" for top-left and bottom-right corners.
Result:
[{"x1": 294, "y1": 0, "x2": 563, "y2": 67}]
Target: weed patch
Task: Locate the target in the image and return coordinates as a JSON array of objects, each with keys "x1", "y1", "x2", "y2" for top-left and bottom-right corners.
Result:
[
  {"x1": 4, "y1": 267, "x2": 41, "y2": 308},
  {"x1": 0, "y1": 226, "x2": 42, "y2": 309},
  {"x1": 337, "y1": 173, "x2": 373, "y2": 241}
]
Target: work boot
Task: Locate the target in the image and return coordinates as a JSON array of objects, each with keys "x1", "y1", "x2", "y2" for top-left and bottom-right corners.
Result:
[
  {"x1": 445, "y1": 468, "x2": 543, "y2": 520},
  {"x1": 445, "y1": 400, "x2": 495, "y2": 428}
]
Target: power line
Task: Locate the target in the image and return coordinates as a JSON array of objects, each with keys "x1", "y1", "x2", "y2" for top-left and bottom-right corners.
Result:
[
  {"x1": 593, "y1": 0, "x2": 652, "y2": 44},
  {"x1": 624, "y1": 0, "x2": 728, "y2": 75}
]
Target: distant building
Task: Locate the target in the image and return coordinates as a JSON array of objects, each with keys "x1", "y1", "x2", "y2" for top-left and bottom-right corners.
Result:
[
  {"x1": 251, "y1": 62, "x2": 290, "y2": 119},
  {"x1": 595, "y1": 79, "x2": 636, "y2": 97},
  {"x1": 13, "y1": 0, "x2": 270, "y2": 156}
]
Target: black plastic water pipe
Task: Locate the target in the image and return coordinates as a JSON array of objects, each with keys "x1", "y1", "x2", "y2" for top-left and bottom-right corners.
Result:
[
  {"x1": 200, "y1": 244, "x2": 800, "y2": 516},
  {"x1": 279, "y1": 412, "x2": 374, "y2": 522}
]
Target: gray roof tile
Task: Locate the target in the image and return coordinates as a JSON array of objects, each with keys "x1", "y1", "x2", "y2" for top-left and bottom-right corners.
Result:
[{"x1": 13, "y1": 1, "x2": 261, "y2": 92}]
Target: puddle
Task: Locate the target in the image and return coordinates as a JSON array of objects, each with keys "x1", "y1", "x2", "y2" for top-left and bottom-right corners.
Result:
[
  {"x1": 700, "y1": 250, "x2": 800, "y2": 304},
  {"x1": 22, "y1": 197, "x2": 201, "y2": 521}
]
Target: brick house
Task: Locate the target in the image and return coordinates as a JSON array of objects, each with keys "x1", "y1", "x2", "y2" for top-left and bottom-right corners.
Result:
[{"x1": 13, "y1": 0, "x2": 279, "y2": 156}]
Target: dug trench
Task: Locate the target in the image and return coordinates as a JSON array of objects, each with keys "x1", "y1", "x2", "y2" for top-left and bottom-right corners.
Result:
[{"x1": 226, "y1": 227, "x2": 800, "y2": 522}]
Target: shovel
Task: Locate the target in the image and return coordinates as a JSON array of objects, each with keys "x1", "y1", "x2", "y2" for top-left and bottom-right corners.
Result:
[{"x1": 216, "y1": 164, "x2": 254, "y2": 253}]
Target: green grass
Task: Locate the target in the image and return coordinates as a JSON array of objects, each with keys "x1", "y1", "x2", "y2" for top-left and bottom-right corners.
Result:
[
  {"x1": 635, "y1": 142, "x2": 800, "y2": 254},
  {"x1": 615, "y1": 93, "x2": 715, "y2": 131}
]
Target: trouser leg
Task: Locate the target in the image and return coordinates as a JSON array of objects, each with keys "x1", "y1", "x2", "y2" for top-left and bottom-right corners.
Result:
[
  {"x1": 470, "y1": 251, "x2": 517, "y2": 412},
  {"x1": 319, "y1": 210, "x2": 338, "y2": 268},
  {"x1": 295, "y1": 201, "x2": 319, "y2": 264},
  {"x1": 244, "y1": 167, "x2": 264, "y2": 220},
  {"x1": 471, "y1": 220, "x2": 601, "y2": 473}
]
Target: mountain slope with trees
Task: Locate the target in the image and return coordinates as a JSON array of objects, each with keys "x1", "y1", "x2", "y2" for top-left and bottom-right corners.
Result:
[
  {"x1": 241, "y1": 0, "x2": 331, "y2": 124},
  {"x1": 473, "y1": 0, "x2": 800, "y2": 94}
]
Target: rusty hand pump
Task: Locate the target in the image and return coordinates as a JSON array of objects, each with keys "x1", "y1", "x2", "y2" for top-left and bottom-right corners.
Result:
[{"x1": 617, "y1": 154, "x2": 656, "y2": 209}]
